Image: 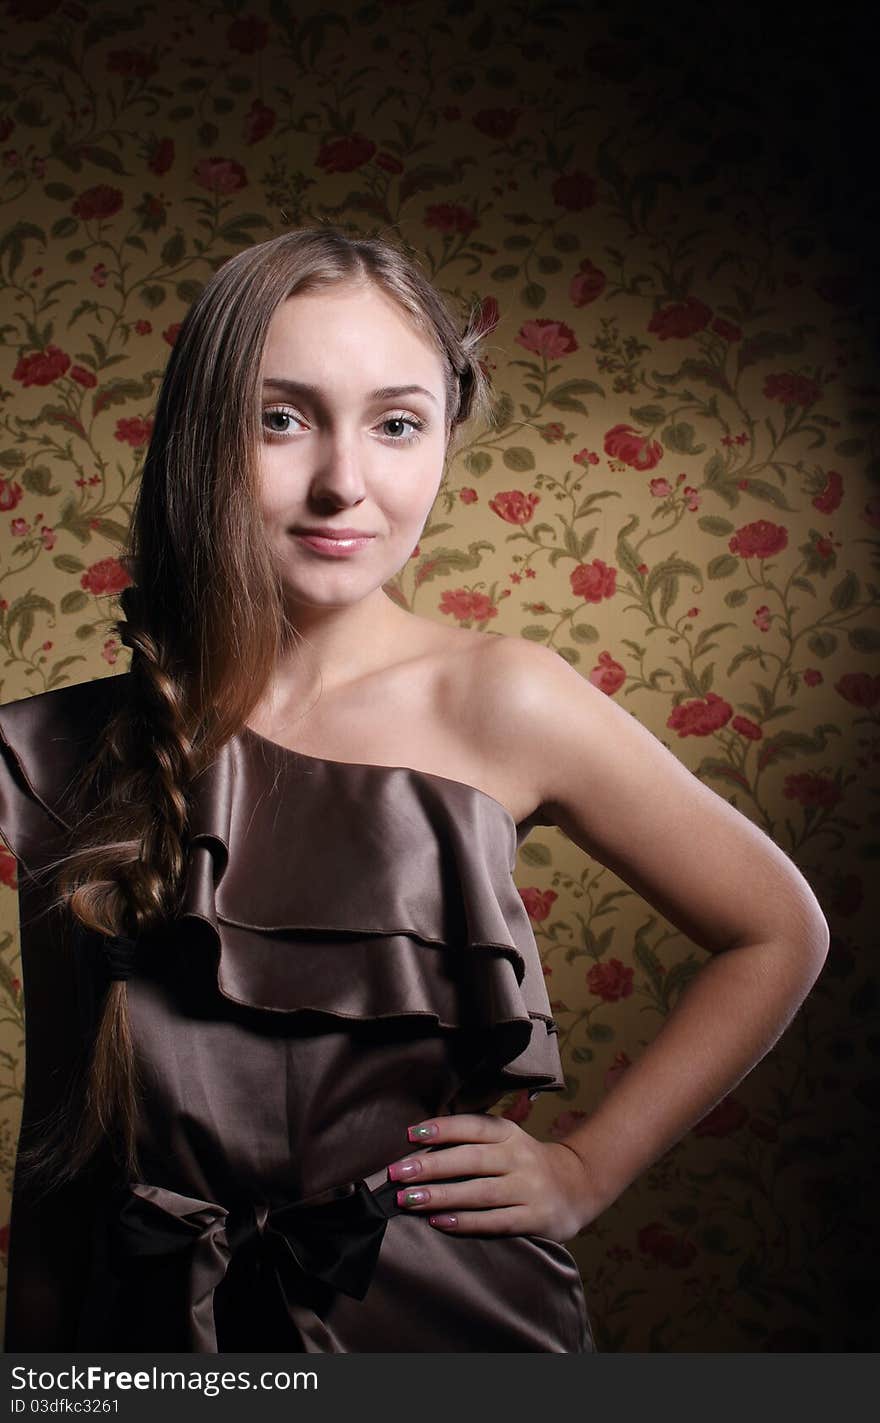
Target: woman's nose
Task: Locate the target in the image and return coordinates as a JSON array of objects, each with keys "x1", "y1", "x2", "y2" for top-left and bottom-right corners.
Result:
[{"x1": 308, "y1": 430, "x2": 368, "y2": 504}]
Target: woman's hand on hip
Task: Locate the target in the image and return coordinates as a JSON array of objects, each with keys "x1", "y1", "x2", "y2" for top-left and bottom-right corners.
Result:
[{"x1": 385, "y1": 1113, "x2": 603, "y2": 1242}]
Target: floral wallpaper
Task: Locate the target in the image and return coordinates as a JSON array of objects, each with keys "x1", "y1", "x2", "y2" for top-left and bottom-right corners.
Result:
[{"x1": 0, "y1": 0, "x2": 877, "y2": 1352}]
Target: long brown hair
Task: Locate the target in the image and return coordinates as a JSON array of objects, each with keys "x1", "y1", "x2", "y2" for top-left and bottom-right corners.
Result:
[{"x1": 18, "y1": 225, "x2": 497, "y2": 1193}]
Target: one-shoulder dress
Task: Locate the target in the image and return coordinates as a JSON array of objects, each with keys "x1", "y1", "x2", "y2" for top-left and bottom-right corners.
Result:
[{"x1": 0, "y1": 674, "x2": 593, "y2": 1353}]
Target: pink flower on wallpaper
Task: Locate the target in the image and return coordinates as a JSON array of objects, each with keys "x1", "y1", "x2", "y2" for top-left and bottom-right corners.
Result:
[
  {"x1": 803, "y1": 668, "x2": 823, "y2": 687},
  {"x1": 163, "y1": 322, "x2": 182, "y2": 346},
  {"x1": 515, "y1": 319, "x2": 578, "y2": 358},
  {"x1": 693, "y1": 1096, "x2": 749, "y2": 1137},
  {"x1": 438, "y1": 589, "x2": 498, "y2": 623},
  {"x1": 473, "y1": 108, "x2": 520, "y2": 140},
  {"x1": 834, "y1": 672, "x2": 880, "y2": 709},
  {"x1": 604, "y1": 1050, "x2": 631, "y2": 1090},
  {"x1": 193, "y1": 158, "x2": 247, "y2": 193},
  {"x1": 375, "y1": 152, "x2": 404, "y2": 174},
  {"x1": 648, "y1": 297, "x2": 713, "y2": 340},
  {"x1": 570, "y1": 258, "x2": 606, "y2": 306},
  {"x1": 710, "y1": 317, "x2": 742, "y2": 342},
  {"x1": 551, "y1": 172, "x2": 597, "y2": 210},
  {"x1": 107, "y1": 49, "x2": 158, "y2": 80},
  {"x1": 782, "y1": 772, "x2": 841, "y2": 810},
  {"x1": 813, "y1": 469, "x2": 843, "y2": 514},
  {"x1": 113, "y1": 416, "x2": 154, "y2": 448},
  {"x1": 586, "y1": 958, "x2": 633, "y2": 1002},
  {"x1": 570, "y1": 559, "x2": 617, "y2": 603},
  {"x1": 0, "y1": 844, "x2": 17, "y2": 890},
  {"x1": 473, "y1": 295, "x2": 500, "y2": 338},
  {"x1": 81, "y1": 557, "x2": 133, "y2": 597},
  {"x1": 763, "y1": 372, "x2": 822, "y2": 406},
  {"x1": 13, "y1": 344, "x2": 70, "y2": 387},
  {"x1": 459, "y1": 488, "x2": 478, "y2": 505},
  {"x1": 244, "y1": 99, "x2": 276, "y2": 145},
  {"x1": 732, "y1": 715, "x2": 763, "y2": 741},
  {"x1": 519, "y1": 887, "x2": 558, "y2": 922},
  {"x1": 227, "y1": 15, "x2": 269, "y2": 52},
  {"x1": 667, "y1": 693, "x2": 733, "y2": 737},
  {"x1": 489, "y1": 490, "x2": 540, "y2": 524},
  {"x1": 588, "y1": 651, "x2": 626, "y2": 694},
  {"x1": 0, "y1": 480, "x2": 23, "y2": 512},
  {"x1": 148, "y1": 138, "x2": 174, "y2": 176},
  {"x1": 603, "y1": 423, "x2": 664, "y2": 470},
  {"x1": 316, "y1": 134, "x2": 376, "y2": 173},
  {"x1": 501, "y1": 1090, "x2": 532, "y2": 1123},
  {"x1": 424, "y1": 204, "x2": 480, "y2": 236},
  {"x1": 70, "y1": 365, "x2": 96, "y2": 388},
  {"x1": 753, "y1": 604, "x2": 771, "y2": 632},
  {"x1": 72, "y1": 184, "x2": 124, "y2": 220},
  {"x1": 637, "y1": 1222, "x2": 698, "y2": 1268},
  {"x1": 729, "y1": 519, "x2": 788, "y2": 559}
]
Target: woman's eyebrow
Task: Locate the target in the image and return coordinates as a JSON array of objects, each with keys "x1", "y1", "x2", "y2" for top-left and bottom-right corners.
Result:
[{"x1": 262, "y1": 377, "x2": 439, "y2": 405}]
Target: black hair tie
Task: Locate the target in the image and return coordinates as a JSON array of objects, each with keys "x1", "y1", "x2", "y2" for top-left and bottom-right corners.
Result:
[{"x1": 102, "y1": 933, "x2": 138, "y2": 982}]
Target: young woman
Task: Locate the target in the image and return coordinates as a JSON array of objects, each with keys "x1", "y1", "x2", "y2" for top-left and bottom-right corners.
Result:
[{"x1": 0, "y1": 226, "x2": 830, "y2": 1353}]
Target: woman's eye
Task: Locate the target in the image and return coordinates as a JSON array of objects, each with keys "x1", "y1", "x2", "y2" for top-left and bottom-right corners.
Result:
[
  {"x1": 261, "y1": 405, "x2": 305, "y2": 437},
  {"x1": 379, "y1": 414, "x2": 423, "y2": 443}
]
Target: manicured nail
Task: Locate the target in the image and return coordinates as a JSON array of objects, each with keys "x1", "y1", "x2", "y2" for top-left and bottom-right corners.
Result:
[
  {"x1": 407, "y1": 1123, "x2": 438, "y2": 1141},
  {"x1": 397, "y1": 1188, "x2": 430, "y2": 1206},
  {"x1": 387, "y1": 1158, "x2": 422, "y2": 1182},
  {"x1": 429, "y1": 1214, "x2": 458, "y2": 1229}
]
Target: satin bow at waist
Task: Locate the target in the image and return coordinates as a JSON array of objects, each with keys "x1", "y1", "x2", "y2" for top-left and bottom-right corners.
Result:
[{"x1": 108, "y1": 1165, "x2": 403, "y2": 1352}]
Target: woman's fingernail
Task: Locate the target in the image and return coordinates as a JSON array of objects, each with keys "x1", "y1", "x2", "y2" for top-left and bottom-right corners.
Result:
[
  {"x1": 397, "y1": 1188, "x2": 430, "y2": 1206},
  {"x1": 407, "y1": 1123, "x2": 438, "y2": 1141},
  {"x1": 387, "y1": 1158, "x2": 423, "y2": 1182},
  {"x1": 429, "y1": 1214, "x2": 458, "y2": 1229}
]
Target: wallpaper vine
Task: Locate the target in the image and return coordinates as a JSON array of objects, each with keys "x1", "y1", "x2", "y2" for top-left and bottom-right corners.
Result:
[{"x1": 0, "y1": 0, "x2": 877, "y2": 1352}]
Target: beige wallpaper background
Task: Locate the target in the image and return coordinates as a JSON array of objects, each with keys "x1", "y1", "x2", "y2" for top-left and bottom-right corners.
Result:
[{"x1": 0, "y1": 0, "x2": 877, "y2": 1350}]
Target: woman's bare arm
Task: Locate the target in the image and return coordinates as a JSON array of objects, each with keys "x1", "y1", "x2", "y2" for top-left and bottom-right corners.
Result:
[{"x1": 474, "y1": 636, "x2": 830, "y2": 1213}]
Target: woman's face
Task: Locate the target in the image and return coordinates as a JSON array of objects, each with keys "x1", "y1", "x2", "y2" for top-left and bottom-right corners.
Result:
[{"x1": 256, "y1": 280, "x2": 449, "y2": 617}]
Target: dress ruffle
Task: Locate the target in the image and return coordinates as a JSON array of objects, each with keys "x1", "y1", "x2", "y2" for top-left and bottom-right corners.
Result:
[
  {"x1": 0, "y1": 675, "x2": 564, "y2": 1095},
  {"x1": 180, "y1": 728, "x2": 563, "y2": 1093}
]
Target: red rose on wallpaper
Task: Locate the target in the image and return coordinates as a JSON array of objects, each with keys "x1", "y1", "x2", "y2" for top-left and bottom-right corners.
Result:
[
  {"x1": 227, "y1": 15, "x2": 269, "y2": 52},
  {"x1": 588, "y1": 651, "x2": 626, "y2": 694},
  {"x1": 813, "y1": 469, "x2": 843, "y2": 514},
  {"x1": 0, "y1": 845, "x2": 17, "y2": 890},
  {"x1": 710, "y1": 316, "x2": 742, "y2": 342},
  {"x1": 70, "y1": 365, "x2": 96, "y2": 388},
  {"x1": 782, "y1": 773, "x2": 841, "y2": 810},
  {"x1": 648, "y1": 297, "x2": 712, "y2": 340},
  {"x1": 519, "y1": 887, "x2": 558, "y2": 922},
  {"x1": 425, "y1": 204, "x2": 479, "y2": 236},
  {"x1": 0, "y1": 480, "x2": 24, "y2": 512},
  {"x1": 637, "y1": 1222, "x2": 698, "y2": 1268},
  {"x1": 316, "y1": 134, "x2": 376, "y2": 173},
  {"x1": 474, "y1": 295, "x2": 500, "y2": 337},
  {"x1": 693, "y1": 1095, "x2": 749, "y2": 1137},
  {"x1": 552, "y1": 172, "x2": 597, "y2": 210},
  {"x1": 763, "y1": 372, "x2": 821, "y2": 406},
  {"x1": 244, "y1": 100, "x2": 276, "y2": 145},
  {"x1": 570, "y1": 559, "x2": 617, "y2": 603},
  {"x1": 13, "y1": 344, "x2": 70, "y2": 387},
  {"x1": 473, "y1": 108, "x2": 520, "y2": 140},
  {"x1": 81, "y1": 557, "x2": 133, "y2": 597},
  {"x1": 834, "y1": 672, "x2": 880, "y2": 709},
  {"x1": 148, "y1": 138, "x2": 174, "y2": 176},
  {"x1": 603, "y1": 423, "x2": 663, "y2": 470},
  {"x1": 515, "y1": 319, "x2": 578, "y2": 358},
  {"x1": 667, "y1": 693, "x2": 733, "y2": 736},
  {"x1": 586, "y1": 958, "x2": 633, "y2": 1002},
  {"x1": 114, "y1": 416, "x2": 154, "y2": 448},
  {"x1": 570, "y1": 258, "x2": 606, "y2": 307},
  {"x1": 193, "y1": 158, "x2": 247, "y2": 193},
  {"x1": 438, "y1": 589, "x2": 498, "y2": 623},
  {"x1": 732, "y1": 715, "x2": 763, "y2": 740},
  {"x1": 729, "y1": 519, "x2": 788, "y2": 560},
  {"x1": 489, "y1": 490, "x2": 540, "y2": 524},
  {"x1": 72, "y1": 185, "x2": 124, "y2": 220}
]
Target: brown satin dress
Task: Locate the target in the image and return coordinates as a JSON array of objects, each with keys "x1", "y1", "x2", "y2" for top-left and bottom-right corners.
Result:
[{"x1": 0, "y1": 674, "x2": 594, "y2": 1353}]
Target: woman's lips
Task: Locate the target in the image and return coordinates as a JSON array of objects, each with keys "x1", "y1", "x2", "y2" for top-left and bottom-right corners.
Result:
[{"x1": 293, "y1": 532, "x2": 377, "y2": 556}]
